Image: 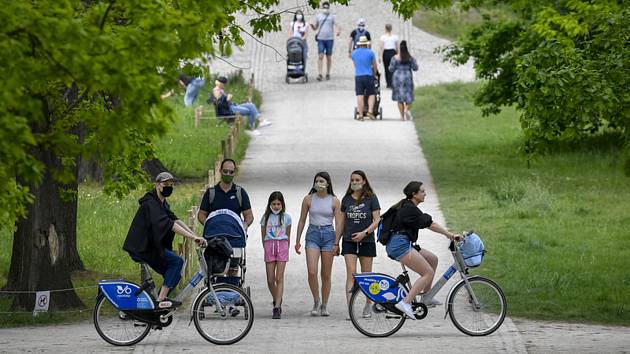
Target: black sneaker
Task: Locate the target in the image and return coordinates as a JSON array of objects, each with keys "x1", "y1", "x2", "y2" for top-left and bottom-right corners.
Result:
[
  {"x1": 157, "y1": 299, "x2": 182, "y2": 309},
  {"x1": 272, "y1": 307, "x2": 281, "y2": 319}
]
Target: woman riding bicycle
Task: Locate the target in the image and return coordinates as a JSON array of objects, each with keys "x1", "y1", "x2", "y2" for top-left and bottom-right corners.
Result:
[{"x1": 386, "y1": 181, "x2": 460, "y2": 319}]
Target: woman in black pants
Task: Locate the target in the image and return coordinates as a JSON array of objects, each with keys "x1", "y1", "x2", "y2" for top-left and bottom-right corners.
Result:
[{"x1": 378, "y1": 24, "x2": 399, "y2": 88}]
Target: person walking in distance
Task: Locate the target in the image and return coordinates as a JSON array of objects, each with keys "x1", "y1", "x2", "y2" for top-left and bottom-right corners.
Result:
[
  {"x1": 288, "y1": 9, "x2": 309, "y2": 65},
  {"x1": 351, "y1": 36, "x2": 378, "y2": 120},
  {"x1": 348, "y1": 18, "x2": 371, "y2": 56},
  {"x1": 389, "y1": 40, "x2": 418, "y2": 120},
  {"x1": 378, "y1": 24, "x2": 399, "y2": 88},
  {"x1": 294, "y1": 172, "x2": 343, "y2": 316},
  {"x1": 310, "y1": 1, "x2": 340, "y2": 81}
]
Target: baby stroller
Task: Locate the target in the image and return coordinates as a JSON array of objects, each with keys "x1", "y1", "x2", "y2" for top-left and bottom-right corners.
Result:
[
  {"x1": 353, "y1": 72, "x2": 383, "y2": 120},
  {"x1": 286, "y1": 37, "x2": 308, "y2": 84},
  {"x1": 202, "y1": 209, "x2": 250, "y2": 297}
]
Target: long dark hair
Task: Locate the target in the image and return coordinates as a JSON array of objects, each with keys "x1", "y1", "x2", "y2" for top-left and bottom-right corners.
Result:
[
  {"x1": 399, "y1": 40, "x2": 411, "y2": 64},
  {"x1": 344, "y1": 170, "x2": 375, "y2": 204},
  {"x1": 309, "y1": 171, "x2": 335, "y2": 196},
  {"x1": 263, "y1": 191, "x2": 286, "y2": 229},
  {"x1": 394, "y1": 181, "x2": 423, "y2": 208},
  {"x1": 293, "y1": 9, "x2": 305, "y2": 24}
]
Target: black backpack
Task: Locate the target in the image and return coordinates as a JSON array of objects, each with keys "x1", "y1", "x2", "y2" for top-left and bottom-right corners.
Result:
[{"x1": 377, "y1": 206, "x2": 398, "y2": 245}]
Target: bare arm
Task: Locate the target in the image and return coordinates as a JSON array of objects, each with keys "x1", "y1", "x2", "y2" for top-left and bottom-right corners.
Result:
[
  {"x1": 197, "y1": 209, "x2": 208, "y2": 225},
  {"x1": 350, "y1": 209, "x2": 381, "y2": 242},
  {"x1": 261, "y1": 225, "x2": 266, "y2": 247},
  {"x1": 372, "y1": 58, "x2": 378, "y2": 75},
  {"x1": 172, "y1": 222, "x2": 206, "y2": 245},
  {"x1": 378, "y1": 39, "x2": 384, "y2": 62},
  {"x1": 294, "y1": 196, "x2": 310, "y2": 254},
  {"x1": 429, "y1": 222, "x2": 456, "y2": 240},
  {"x1": 242, "y1": 208, "x2": 254, "y2": 227}
]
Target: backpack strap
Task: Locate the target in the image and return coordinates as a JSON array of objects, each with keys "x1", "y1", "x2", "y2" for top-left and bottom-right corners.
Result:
[
  {"x1": 207, "y1": 184, "x2": 243, "y2": 210},
  {"x1": 235, "y1": 185, "x2": 243, "y2": 209}
]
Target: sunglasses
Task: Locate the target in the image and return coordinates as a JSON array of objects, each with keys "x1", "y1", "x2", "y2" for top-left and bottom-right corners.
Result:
[{"x1": 222, "y1": 169, "x2": 235, "y2": 175}]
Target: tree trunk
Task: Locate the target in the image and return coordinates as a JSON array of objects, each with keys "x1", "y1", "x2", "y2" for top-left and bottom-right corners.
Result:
[
  {"x1": 6, "y1": 148, "x2": 84, "y2": 310},
  {"x1": 142, "y1": 158, "x2": 170, "y2": 180}
]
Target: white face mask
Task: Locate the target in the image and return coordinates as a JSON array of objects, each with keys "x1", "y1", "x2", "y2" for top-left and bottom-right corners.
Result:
[
  {"x1": 350, "y1": 182, "x2": 363, "y2": 192},
  {"x1": 314, "y1": 181, "x2": 327, "y2": 191},
  {"x1": 271, "y1": 208, "x2": 281, "y2": 215},
  {"x1": 296, "y1": 14, "x2": 303, "y2": 21},
  {"x1": 323, "y1": 8, "x2": 330, "y2": 14}
]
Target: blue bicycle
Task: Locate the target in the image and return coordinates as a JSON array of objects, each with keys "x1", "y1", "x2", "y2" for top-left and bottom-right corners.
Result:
[
  {"x1": 93, "y1": 247, "x2": 254, "y2": 346},
  {"x1": 349, "y1": 232, "x2": 507, "y2": 337}
]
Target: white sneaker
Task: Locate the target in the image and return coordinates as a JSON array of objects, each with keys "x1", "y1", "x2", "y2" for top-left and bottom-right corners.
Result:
[
  {"x1": 258, "y1": 119, "x2": 272, "y2": 128},
  {"x1": 362, "y1": 304, "x2": 372, "y2": 318},
  {"x1": 395, "y1": 300, "x2": 416, "y2": 320}
]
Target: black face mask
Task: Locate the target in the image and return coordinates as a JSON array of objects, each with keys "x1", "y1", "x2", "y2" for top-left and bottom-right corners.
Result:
[{"x1": 161, "y1": 186, "x2": 173, "y2": 197}]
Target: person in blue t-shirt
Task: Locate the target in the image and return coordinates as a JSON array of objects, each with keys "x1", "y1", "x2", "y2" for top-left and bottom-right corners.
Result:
[{"x1": 351, "y1": 36, "x2": 378, "y2": 120}]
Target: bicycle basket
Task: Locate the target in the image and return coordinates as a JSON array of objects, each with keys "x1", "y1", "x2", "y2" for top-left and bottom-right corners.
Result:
[{"x1": 459, "y1": 232, "x2": 485, "y2": 267}]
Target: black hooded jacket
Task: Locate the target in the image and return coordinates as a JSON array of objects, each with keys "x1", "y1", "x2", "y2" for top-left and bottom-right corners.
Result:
[
  {"x1": 394, "y1": 199, "x2": 433, "y2": 243},
  {"x1": 123, "y1": 189, "x2": 177, "y2": 265}
]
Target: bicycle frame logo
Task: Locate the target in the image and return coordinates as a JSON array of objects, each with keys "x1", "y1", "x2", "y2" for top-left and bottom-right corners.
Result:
[{"x1": 116, "y1": 285, "x2": 132, "y2": 296}]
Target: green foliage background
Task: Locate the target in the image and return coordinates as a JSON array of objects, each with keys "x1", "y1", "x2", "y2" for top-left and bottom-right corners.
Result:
[{"x1": 441, "y1": 0, "x2": 630, "y2": 172}]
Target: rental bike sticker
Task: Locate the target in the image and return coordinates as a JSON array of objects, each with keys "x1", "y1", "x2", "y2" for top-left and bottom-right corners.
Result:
[{"x1": 369, "y1": 282, "x2": 380, "y2": 295}]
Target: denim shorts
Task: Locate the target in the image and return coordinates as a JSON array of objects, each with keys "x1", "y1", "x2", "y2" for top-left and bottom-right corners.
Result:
[
  {"x1": 317, "y1": 40, "x2": 334, "y2": 55},
  {"x1": 386, "y1": 233, "x2": 412, "y2": 261},
  {"x1": 305, "y1": 225, "x2": 336, "y2": 252}
]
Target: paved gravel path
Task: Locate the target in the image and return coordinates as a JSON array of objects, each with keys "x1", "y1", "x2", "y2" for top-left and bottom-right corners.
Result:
[{"x1": 1, "y1": 1, "x2": 628, "y2": 353}]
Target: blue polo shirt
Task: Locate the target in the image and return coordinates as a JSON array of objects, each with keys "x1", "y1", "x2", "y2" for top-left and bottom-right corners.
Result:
[{"x1": 200, "y1": 183, "x2": 252, "y2": 216}]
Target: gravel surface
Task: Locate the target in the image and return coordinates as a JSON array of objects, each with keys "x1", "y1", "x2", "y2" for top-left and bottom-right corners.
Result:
[{"x1": 1, "y1": 1, "x2": 628, "y2": 353}]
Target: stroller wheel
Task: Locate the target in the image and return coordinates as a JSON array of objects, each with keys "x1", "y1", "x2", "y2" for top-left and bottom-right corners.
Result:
[{"x1": 379, "y1": 106, "x2": 383, "y2": 120}]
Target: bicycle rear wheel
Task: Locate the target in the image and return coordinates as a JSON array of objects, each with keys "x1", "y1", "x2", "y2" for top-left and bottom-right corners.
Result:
[
  {"x1": 192, "y1": 283, "x2": 254, "y2": 345},
  {"x1": 447, "y1": 276, "x2": 507, "y2": 336},
  {"x1": 93, "y1": 294, "x2": 150, "y2": 346},
  {"x1": 348, "y1": 286, "x2": 405, "y2": 338}
]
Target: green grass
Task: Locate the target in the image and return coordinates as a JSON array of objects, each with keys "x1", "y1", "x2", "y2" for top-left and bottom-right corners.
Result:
[
  {"x1": 413, "y1": 3, "x2": 514, "y2": 40},
  {"x1": 412, "y1": 82, "x2": 630, "y2": 325},
  {"x1": 0, "y1": 72, "x2": 257, "y2": 327}
]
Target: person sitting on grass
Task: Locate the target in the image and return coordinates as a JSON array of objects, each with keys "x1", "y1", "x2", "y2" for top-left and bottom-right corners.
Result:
[
  {"x1": 123, "y1": 172, "x2": 207, "y2": 309},
  {"x1": 211, "y1": 76, "x2": 271, "y2": 136}
]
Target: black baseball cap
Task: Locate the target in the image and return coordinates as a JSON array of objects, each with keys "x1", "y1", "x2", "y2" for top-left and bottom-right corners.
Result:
[{"x1": 217, "y1": 76, "x2": 228, "y2": 84}]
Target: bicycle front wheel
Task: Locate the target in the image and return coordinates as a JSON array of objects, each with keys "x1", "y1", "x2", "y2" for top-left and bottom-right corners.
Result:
[
  {"x1": 93, "y1": 294, "x2": 150, "y2": 346},
  {"x1": 348, "y1": 286, "x2": 405, "y2": 338},
  {"x1": 447, "y1": 276, "x2": 507, "y2": 336},
  {"x1": 192, "y1": 283, "x2": 254, "y2": 345}
]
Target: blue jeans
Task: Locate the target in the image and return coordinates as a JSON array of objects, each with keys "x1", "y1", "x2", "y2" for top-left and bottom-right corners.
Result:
[
  {"x1": 230, "y1": 102, "x2": 259, "y2": 129},
  {"x1": 184, "y1": 78, "x2": 205, "y2": 106},
  {"x1": 141, "y1": 250, "x2": 184, "y2": 289}
]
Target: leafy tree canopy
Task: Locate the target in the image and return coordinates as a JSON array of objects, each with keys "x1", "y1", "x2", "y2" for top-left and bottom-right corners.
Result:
[
  {"x1": 442, "y1": 0, "x2": 630, "y2": 172},
  {"x1": 0, "y1": 0, "x2": 446, "y2": 229}
]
